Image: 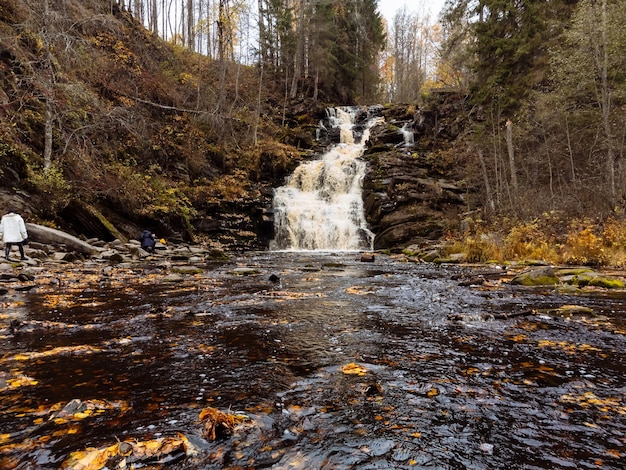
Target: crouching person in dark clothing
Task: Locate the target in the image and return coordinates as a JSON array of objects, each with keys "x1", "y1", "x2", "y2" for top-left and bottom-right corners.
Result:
[{"x1": 140, "y1": 229, "x2": 156, "y2": 253}]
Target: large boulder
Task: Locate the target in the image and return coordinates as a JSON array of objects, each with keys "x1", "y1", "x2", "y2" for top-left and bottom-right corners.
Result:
[{"x1": 510, "y1": 267, "x2": 559, "y2": 286}]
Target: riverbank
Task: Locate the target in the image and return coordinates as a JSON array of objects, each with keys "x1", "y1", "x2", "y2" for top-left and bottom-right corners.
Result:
[{"x1": 400, "y1": 214, "x2": 626, "y2": 270}]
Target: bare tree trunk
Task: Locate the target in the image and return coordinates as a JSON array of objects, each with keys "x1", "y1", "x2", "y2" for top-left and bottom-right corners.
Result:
[
  {"x1": 541, "y1": 120, "x2": 554, "y2": 203},
  {"x1": 258, "y1": 0, "x2": 266, "y2": 64},
  {"x1": 186, "y1": 0, "x2": 194, "y2": 50},
  {"x1": 506, "y1": 119, "x2": 518, "y2": 199},
  {"x1": 150, "y1": 0, "x2": 158, "y2": 34},
  {"x1": 253, "y1": 63, "x2": 263, "y2": 146},
  {"x1": 43, "y1": 0, "x2": 54, "y2": 170},
  {"x1": 313, "y1": 69, "x2": 319, "y2": 102},
  {"x1": 218, "y1": 0, "x2": 225, "y2": 62},
  {"x1": 599, "y1": 0, "x2": 616, "y2": 208},
  {"x1": 565, "y1": 114, "x2": 576, "y2": 183},
  {"x1": 282, "y1": 67, "x2": 289, "y2": 127},
  {"x1": 478, "y1": 149, "x2": 495, "y2": 213},
  {"x1": 290, "y1": 3, "x2": 305, "y2": 99},
  {"x1": 216, "y1": 0, "x2": 228, "y2": 111},
  {"x1": 490, "y1": 107, "x2": 501, "y2": 208}
]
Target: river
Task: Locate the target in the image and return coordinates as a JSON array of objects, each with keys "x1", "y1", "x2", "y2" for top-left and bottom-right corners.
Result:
[{"x1": 1, "y1": 252, "x2": 625, "y2": 469}]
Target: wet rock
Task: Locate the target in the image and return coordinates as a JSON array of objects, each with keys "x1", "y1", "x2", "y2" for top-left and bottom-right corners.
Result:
[
  {"x1": 52, "y1": 252, "x2": 80, "y2": 262},
  {"x1": 17, "y1": 273, "x2": 34, "y2": 282},
  {"x1": 269, "y1": 274, "x2": 280, "y2": 283},
  {"x1": 162, "y1": 273, "x2": 187, "y2": 282},
  {"x1": 555, "y1": 284, "x2": 583, "y2": 295},
  {"x1": 126, "y1": 245, "x2": 143, "y2": 258},
  {"x1": 458, "y1": 276, "x2": 486, "y2": 287},
  {"x1": 566, "y1": 272, "x2": 625, "y2": 289},
  {"x1": 364, "y1": 381, "x2": 383, "y2": 396},
  {"x1": 231, "y1": 267, "x2": 260, "y2": 276},
  {"x1": 171, "y1": 266, "x2": 203, "y2": 275},
  {"x1": 14, "y1": 284, "x2": 36, "y2": 292},
  {"x1": 206, "y1": 249, "x2": 229, "y2": 260},
  {"x1": 447, "y1": 252, "x2": 467, "y2": 263},
  {"x1": 360, "y1": 252, "x2": 375, "y2": 262},
  {"x1": 480, "y1": 443, "x2": 494, "y2": 455},
  {"x1": 420, "y1": 249, "x2": 442, "y2": 262},
  {"x1": 549, "y1": 305, "x2": 595, "y2": 318},
  {"x1": 510, "y1": 267, "x2": 559, "y2": 286}
]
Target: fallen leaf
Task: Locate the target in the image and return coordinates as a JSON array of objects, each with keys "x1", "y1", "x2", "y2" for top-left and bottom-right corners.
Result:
[{"x1": 341, "y1": 363, "x2": 368, "y2": 376}]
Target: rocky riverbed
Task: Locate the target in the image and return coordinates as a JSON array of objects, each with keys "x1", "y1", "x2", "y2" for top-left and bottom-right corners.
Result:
[{"x1": 2, "y1": 246, "x2": 626, "y2": 469}]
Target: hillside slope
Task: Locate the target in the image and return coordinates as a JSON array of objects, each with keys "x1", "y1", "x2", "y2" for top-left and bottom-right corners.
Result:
[{"x1": 0, "y1": 0, "x2": 329, "y2": 249}]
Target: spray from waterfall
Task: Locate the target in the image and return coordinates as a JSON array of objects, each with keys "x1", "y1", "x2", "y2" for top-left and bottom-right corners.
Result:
[{"x1": 271, "y1": 107, "x2": 382, "y2": 251}]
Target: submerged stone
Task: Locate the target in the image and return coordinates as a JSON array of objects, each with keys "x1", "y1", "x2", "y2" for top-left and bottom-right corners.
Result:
[
  {"x1": 231, "y1": 267, "x2": 261, "y2": 276},
  {"x1": 550, "y1": 305, "x2": 595, "y2": 317},
  {"x1": 171, "y1": 266, "x2": 203, "y2": 275}
]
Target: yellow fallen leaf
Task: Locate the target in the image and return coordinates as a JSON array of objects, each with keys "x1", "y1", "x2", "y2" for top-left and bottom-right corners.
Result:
[
  {"x1": 12, "y1": 354, "x2": 31, "y2": 361},
  {"x1": 62, "y1": 447, "x2": 110, "y2": 470},
  {"x1": 144, "y1": 439, "x2": 162, "y2": 454},
  {"x1": 341, "y1": 363, "x2": 368, "y2": 376},
  {"x1": 73, "y1": 410, "x2": 93, "y2": 420}
]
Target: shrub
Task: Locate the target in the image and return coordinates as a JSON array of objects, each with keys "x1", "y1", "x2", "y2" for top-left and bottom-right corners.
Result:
[
  {"x1": 563, "y1": 222, "x2": 606, "y2": 266},
  {"x1": 29, "y1": 165, "x2": 72, "y2": 213},
  {"x1": 464, "y1": 234, "x2": 502, "y2": 263},
  {"x1": 503, "y1": 221, "x2": 557, "y2": 262}
]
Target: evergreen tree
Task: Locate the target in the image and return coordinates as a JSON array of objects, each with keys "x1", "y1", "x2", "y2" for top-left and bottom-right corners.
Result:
[{"x1": 442, "y1": 0, "x2": 578, "y2": 108}]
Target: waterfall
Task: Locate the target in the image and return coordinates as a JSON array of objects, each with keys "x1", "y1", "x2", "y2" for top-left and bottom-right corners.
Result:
[
  {"x1": 271, "y1": 107, "x2": 382, "y2": 251},
  {"x1": 400, "y1": 122, "x2": 414, "y2": 146}
]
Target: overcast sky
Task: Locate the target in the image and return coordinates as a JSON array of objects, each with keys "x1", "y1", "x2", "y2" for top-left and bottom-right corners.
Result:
[{"x1": 377, "y1": 0, "x2": 446, "y2": 21}]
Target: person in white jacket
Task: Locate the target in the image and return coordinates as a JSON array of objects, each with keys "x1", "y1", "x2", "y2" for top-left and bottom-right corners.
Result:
[{"x1": 0, "y1": 209, "x2": 28, "y2": 260}]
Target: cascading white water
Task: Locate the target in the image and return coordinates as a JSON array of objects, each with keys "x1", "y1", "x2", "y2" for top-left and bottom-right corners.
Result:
[
  {"x1": 400, "y1": 122, "x2": 414, "y2": 146},
  {"x1": 271, "y1": 107, "x2": 381, "y2": 251}
]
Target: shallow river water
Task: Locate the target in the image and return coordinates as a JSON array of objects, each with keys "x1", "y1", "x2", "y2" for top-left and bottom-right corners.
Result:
[{"x1": 1, "y1": 252, "x2": 626, "y2": 469}]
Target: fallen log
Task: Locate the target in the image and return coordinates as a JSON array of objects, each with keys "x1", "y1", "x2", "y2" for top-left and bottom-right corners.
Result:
[{"x1": 25, "y1": 223, "x2": 103, "y2": 256}]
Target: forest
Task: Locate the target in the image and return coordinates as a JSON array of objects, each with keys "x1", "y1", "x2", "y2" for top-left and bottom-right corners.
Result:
[{"x1": 1, "y1": 0, "x2": 626, "y2": 263}]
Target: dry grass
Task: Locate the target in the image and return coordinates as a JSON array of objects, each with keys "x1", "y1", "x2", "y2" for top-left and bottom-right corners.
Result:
[{"x1": 449, "y1": 215, "x2": 626, "y2": 267}]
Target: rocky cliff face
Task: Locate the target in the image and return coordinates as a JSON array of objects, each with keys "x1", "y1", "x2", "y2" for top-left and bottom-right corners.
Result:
[{"x1": 361, "y1": 99, "x2": 469, "y2": 251}]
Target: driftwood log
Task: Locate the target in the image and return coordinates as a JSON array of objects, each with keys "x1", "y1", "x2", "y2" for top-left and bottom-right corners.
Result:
[{"x1": 25, "y1": 223, "x2": 102, "y2": 256}]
